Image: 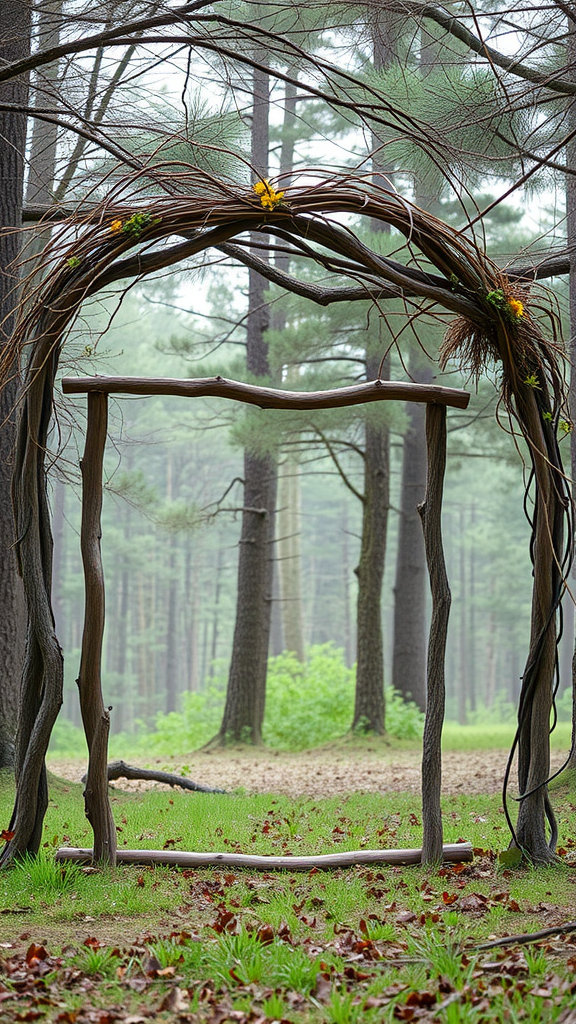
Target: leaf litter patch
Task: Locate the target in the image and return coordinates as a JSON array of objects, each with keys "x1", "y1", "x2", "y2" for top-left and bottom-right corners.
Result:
[{"x1": 3, "y1": 885, "x2": 576, "y2": 1024}]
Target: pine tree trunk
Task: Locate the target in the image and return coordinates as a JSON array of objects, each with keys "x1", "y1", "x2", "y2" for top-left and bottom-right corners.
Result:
[
  {"x1": 273, "y1": 81, "x2": 302, "y2": 660},
  {"x1": 218, "y1": 57, "x2": 276, "y2": 743},
  {"x1": 165, "y1": 535, "x2": 179, "y2": 714},
  {"x1": 220, "y1": 453, "x2": 276, "y2": 742},
  {"x1": 352, "y1": 353, "x2": 389, "y2": 734},
  {"x1": 185, "y1": 539, "x2": 199, "y2": 690},
  {"x1": 0, "y1": 1, "x2": 31, "y2": 768},
  {"x1": 342, "y1": 504, "x2": 354, "y2": 667},
  {"x1": 391, "y1": 358, "x2": 431, "y2": 711},
  {"x1": 277, "y1": 461, "x2": 305, "y2": 661},
  {"x1": 390, "y1": 20, "x2": 441, "y2": 719},
  {"x1": 350, "y1": 5, "x2": 398, "y2": 734}
]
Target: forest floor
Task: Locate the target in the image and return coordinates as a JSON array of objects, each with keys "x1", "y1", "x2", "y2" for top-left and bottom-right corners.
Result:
[
  {"x1": 3, "y1": 745, "x2": 575, "y2": 1023},
  {"x1": 47, "y1": 740, "x2": 568, "y2": 797}
]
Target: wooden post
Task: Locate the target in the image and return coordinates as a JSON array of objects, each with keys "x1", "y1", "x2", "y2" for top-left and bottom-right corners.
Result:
[
  {"x1": 78, "y1": 391, "x2": 117, "y2": 865},
  {"x1": 419, "y1": 404, "x2": 451, "y2": 865}
]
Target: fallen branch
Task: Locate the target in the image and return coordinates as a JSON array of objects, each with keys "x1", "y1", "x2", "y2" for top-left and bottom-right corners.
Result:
[
  {"x1": 80, "y1": 760, "x2": 227, "y2": 794},
  {"x1": 474, "y1": 921, "x2": 576, "y2": 951},
  {"x1": 56, "y1": 841, "x2": 473, "y2": 870}
]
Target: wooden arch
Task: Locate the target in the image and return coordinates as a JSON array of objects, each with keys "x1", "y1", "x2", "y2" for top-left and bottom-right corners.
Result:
[
  {"x1": 57, "y1": 373, "x2": 468, "y2": 867},
  {"x1": 0, "y1": 173, "x2": 571, "y2": 867}
]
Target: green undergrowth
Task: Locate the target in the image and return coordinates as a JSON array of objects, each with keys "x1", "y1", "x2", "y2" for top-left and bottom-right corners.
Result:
[
  {"x1": 46, "y1": 716, "x2": 572, "y2": 761},
  {"x1": 442, "y1": 721, "x2": 571, "y2": 751},
  {"x1": 47, "y1": 643, "x2": 574, "y2": 759},
  {"x1": 1, "y1": 778, "x2": 576, "y2": 1021}
]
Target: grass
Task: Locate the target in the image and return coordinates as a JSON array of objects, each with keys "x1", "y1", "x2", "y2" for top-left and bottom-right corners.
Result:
[
  {"x1": 442, "y1": 721, "x2": 571, "y2": 750},
  {"x1": 1, "y1": 766, "x2": 576, "y2": 1022},
  {"x1": 46, "y1": 717, "x2": 573, "y2": 761}
]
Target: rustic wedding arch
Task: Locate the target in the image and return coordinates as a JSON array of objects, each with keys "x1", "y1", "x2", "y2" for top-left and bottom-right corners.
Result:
[
  {"x1": 0, "y1": 171, "x2": 572, "y2": 868},
  {"x1": 57, "y1": 373, "x2": 468, "y2": 868}
]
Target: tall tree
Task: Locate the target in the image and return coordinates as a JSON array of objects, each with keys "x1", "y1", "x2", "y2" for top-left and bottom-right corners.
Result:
[
  {"x1": 391, "y1": 349, "x2": 431, "y2": 711},
  {"x1": 217, "y1": 53, "x2": 277, "y2": 743},
  {"x1": 0, "y1": 0, "x2": 31, "y2": 768},
  {"x1": 352, "y1": 354, "x2": 389, "y2": 733},
  {"x1": 351, "y1": 5, "x2": 399, "y2": 733},
  {"x1": 272, "y1": 80, "x2": 305, "y2": 662}
]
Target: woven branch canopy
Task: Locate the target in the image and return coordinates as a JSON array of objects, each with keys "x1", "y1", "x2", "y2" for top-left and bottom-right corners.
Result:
[{"x1": 0, "y1": 170, "x2": 572, "y2": 866}]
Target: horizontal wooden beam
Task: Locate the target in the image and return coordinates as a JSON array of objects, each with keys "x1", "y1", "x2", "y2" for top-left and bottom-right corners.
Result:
[
  {"x1": 56, "y1": 841, "x2": 473, "y2": 869},
  {"x1": 62, "y1": 375, "x2": 470, "y2": 410}
]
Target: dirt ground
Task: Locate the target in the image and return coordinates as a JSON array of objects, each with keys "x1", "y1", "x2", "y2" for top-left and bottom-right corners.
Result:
[{"x1": 47, "y1": 743, "x2": 570, "y2": 798}]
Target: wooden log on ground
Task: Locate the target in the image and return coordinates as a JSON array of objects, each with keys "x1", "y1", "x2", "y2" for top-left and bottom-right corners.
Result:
[
  {"x1": 56, "y1": 841, "x2": 473, "y2": 870},
  {"x1": 80, "y1": 760, "x2": 227, "y2": 794}
]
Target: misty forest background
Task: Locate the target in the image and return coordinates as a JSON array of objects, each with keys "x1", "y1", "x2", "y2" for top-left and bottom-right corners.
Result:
[
  {"x1": 28, "y1": 4, "x2": 573, "y2": 758},
  {"x1": 50, "y1": 254, "x2": 573, "y2": 755}
]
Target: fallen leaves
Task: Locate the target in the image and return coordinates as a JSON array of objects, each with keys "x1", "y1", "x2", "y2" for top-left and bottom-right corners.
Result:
[{"x1": 25, "y1": 944, "x2": 48, "y2": 967}]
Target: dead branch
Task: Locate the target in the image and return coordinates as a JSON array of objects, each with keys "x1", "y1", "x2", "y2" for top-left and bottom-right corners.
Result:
[
  {"x1": 81, "y1": 759, "x2": 227, "y2": 794},
  {"x1": 474, "y1": 921, "x2": 576, "y2": 951},
  {"x1": 55, "y1": 841, "x2": 473, "y2": 870}
]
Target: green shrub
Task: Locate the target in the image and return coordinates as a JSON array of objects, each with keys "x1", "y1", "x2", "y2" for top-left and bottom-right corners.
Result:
[
  {"x1": 48, "y1": 717, "x2": 88, "y2": 758},
  {"x1": 49, "y1": 646, "x2": 424, "y2": 757},
  {"x1": 263, "y1": 644, "x2": 355, "y2": 749},
  {"x1": 109, "y1": 665, "x2": 227, "y2": 756},
  {"x1": 464, "y1": 694, "x2": 517, "y2": 727},
  {"x1": 383, "y1": 687, "x2": 424, "y2": 740}
]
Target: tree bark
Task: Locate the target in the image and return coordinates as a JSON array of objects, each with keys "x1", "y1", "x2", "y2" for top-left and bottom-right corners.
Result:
[
  {"x1": 350, "y1": 4, "x2": 398, "y2": 734},
  {"x1": 111, "y1": 501, "x2": 131, "y2": 732},
  {"x1": 57, "y1": 841, "x2": 473, "y2": 870},
  {"x1": 566, "y1": 22, "x2": 576, "y2": 770},
  {"x1": 352, "y1": 353, "x2": 390, "y2": 734},
  {"x1": 78, "y1": 392, "x2": 116, "y2": 865},
  {"x1": 0, "y1": 0, "x2": 31, "y2": 769},
  {"x1": 88, "y1": 760, "x2": 226, "y2": 793},
  {"x1": 391, "y1": 20, "x2": 441, "y2": 718},
  {"x1": 62, "y1": 375, "x2": 469, "y2": 408},
  {"x1": 217, "y1": 56, "x2": 276, "y2": 743},
  {"x1": 165, "y1": 534, "x2": 179, "y2": 714},
  {"x1": 273, "y1": 80, "x2": 304, "y2": 661},
  {"x1": 219, "y1": 452, "x2": 276, "y2": 743},
  {"x1": 513, "y1": 389, "x2": 562, "y2": 864},
  {"x1": 277, "y1": 460, "x2": 305, "y2": 661},
  {"x1": 419, "y1": 404, "x2": 450, "y2": 865},
  {"x1": 392, "y1": 357, "x2": 432, "y2": 711},
  {"x1": 457, "y1": 506, "x2": 468, "y2": 725}
]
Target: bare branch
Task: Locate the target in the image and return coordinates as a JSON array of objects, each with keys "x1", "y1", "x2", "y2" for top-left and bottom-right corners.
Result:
[
  {"x1": 0, "y1": 1, "x2": 215, "y2": 84},
  {"x1": 399, "y1": 0, "x2": 576, "y2": 96}
]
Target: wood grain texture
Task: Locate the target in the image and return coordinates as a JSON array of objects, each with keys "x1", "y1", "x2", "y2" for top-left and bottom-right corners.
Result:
[
  {"x1": 78, "y1": 392, "x2": 117, "y2": 866},
  {"x1": 62, "y1": 375, "x2": 470, "y2": 410},
  {"x1": 56, "y1": 841, "x2": 473, "y2": 869},
  {"x1": 419, "y1": 405, "x2": 451, "y2": 865}
]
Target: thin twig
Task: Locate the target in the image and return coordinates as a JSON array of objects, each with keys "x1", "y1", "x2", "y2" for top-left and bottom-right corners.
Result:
[{"x1": 474, "y1": 921, "x2": 576, "y2": 951}]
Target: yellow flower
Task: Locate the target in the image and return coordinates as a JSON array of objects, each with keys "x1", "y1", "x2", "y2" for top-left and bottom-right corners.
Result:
[
  {"x1": 253, "y1": 178, "x2": 284, "y2": 210},
  {"x1": 110, "y1": 218, "x2": 123, "y2": 233},
  {"x1": 508, "y1": 297, "x2": 524, "y2": 318}
]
